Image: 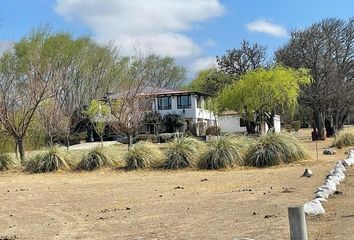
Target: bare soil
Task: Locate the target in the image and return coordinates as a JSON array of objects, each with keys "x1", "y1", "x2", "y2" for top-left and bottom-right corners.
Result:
[{"x1": 0, "y1": 130, "x2": 353, "y2": 240}]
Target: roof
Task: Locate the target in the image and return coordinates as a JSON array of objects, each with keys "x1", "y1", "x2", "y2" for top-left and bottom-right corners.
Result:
[
  {"x1": 219, "y1": 111, "x2": 240, "y2": 116},
  {"x1": 106, "y1": 87, "x2": 210, "y2": 99}
]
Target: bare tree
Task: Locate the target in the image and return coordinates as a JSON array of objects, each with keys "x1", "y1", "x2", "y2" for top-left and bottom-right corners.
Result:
[
  {"x1": 0, "y1": 30, "x2": 53, "y2": 162},
  {"x1": 216, "y1": 40, "x2": 267, "y2": 77},
  {"x1": 276, "y1": 18, "x2": 354, "y2": 138},
  {"x1": 106, "y1": 56, "x2": 159, "y2": 147}
]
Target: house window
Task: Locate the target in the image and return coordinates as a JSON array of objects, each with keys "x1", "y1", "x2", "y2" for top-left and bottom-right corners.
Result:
[
  {"x1": 197, "y1": 96, "x2": 202, "y2": 109},
  {"x1": 158, "y1": 96, "x2": 171, "y2": 110},
  {"x1": 177, "y1": 95, "x2": 191, "y2": 109}
]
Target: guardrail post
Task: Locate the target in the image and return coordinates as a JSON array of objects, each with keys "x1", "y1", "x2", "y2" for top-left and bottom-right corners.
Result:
[{"x1": 288, "y1": 206, "x2": 308, "y2": 240}]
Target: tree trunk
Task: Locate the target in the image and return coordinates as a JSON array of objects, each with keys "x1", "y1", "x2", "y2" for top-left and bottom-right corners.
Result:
[
  {"x1": 49, "y1": 135, "x2": 54, "y2": 147},
  {"x1": 313, "y1": 109, "x2": 325, "y2": 140},
  {"x1": 100, "y1": 135, "x2": 103, "y2": 147},
  {"x1": 265, "y1": 112, "x2": 275, "y2": 133},
  {"x1": 16, "y1": 138, "x2": 25, "y2": 163},
  {"x1": 66, "y1": 139, "x2": 70, "y2": 151},
  {"x1": 127, "y1": 134, "x2": 133, "y2": 148},
  {"x1": 14, "y1": 142, "x2": 19, "y2": 160}
]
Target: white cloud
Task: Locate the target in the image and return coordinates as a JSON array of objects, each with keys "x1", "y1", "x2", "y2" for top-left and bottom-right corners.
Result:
[
  {"x1": 203, "y1": 38, "x2": 216, "y2": 47},
  {"x1": 0, "y1": 41, "x2": 14, "y2": 55},
  {"x1": 55, "y1": 0, "x2": 224, "y2": 59},
  {"x1": 191, "y1": 56, "x2": 217, "y2": 73},
  {"x1": 246, "y1": 19, "x2": 287, "y2": 37}
]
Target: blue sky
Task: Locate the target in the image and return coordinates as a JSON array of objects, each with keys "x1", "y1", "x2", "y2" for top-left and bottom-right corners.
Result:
[{"x1": 1, "y1": 0, "x2": 354, "y2": 78}]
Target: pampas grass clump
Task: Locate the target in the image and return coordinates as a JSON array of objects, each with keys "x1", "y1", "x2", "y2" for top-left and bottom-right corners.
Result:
[
  {"x1": 333, "y1": 128, "x2": 354, "y2": 149},
  {"x1": 246, "y1": 133, "x2": 309, "y2": 168},
  {"x1": 0, "y1": 153, "x2": 16, "y2": 171},
  {"x1": 25, "y1": 146, "x2": 70, "y2": 173},
  {"x1": 125, "y1": 141, "x2": 163, "y2": 170},
  {"x1": 198, "y1": 136, "x2": 246, "y2": 170},
  {"x1": 75, "y1": 147, "x2": 112, "y2": 171},
  {"x1": 164, "y1": 137, "x2": 204, "y2": 169}
]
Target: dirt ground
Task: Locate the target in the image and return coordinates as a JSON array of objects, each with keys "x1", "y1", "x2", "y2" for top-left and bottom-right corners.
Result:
[{"x1": 0, "y1": 130, "x2": 353, "y2": 240}]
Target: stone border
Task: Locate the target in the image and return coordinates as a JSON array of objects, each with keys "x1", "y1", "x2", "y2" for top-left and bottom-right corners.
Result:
[{"x1": 304, "y1": 150, "x2": 354, "y2": 215}]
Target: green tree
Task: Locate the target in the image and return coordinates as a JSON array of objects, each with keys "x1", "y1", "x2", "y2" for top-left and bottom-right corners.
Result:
[
  {"x1": 213, "y1": 66, "x2": 312, "y2": 134},
  {"x1": 186, "y1": 68, "x2": 234, "y2": 97},
  {"x1": 84, "y1": 100, "x2": 110, "y2": 146}
]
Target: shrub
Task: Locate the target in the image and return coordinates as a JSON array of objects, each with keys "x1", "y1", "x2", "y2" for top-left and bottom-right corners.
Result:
[
  {"x1": 135, "y1": 134, "x2": 158, "y2": 143},
  {"x1": 75, "y1": 147, "x2": 112, "y2": 171},
  {"x1": 25, "y1": 146, "x2": 70, "y2": 173},
  {"x1": 333, "y1": 128, "x2": 354, "y2": 149},
  {"x1": 291, "y1": 121, "x2": 301, "y2": 133},
  {"x1": 163, "y1": 113, "x2": 184, "y2": 133},
  {"x1": 0, "y1": 153, "x2": 16, "y2": 171},
  {"x1": 205, "y1": 126, "x2": 221, "y2": 136},
  {"x1": 164, "y1": 137, "x2": 204, "y2": 169},
  {"x1": 245, "y1": 133, "x2": 309, "y2": 168},
  {"x1": 198, "y1": 136, "x2": 244, "y2": 170},
  {"x1": 125, "y1": 141, "x2": 163, "y2": 170}
]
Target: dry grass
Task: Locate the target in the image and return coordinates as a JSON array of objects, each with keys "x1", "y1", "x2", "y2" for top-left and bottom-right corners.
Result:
[
  {"x1": 25, "y1": 145, "x2": 70, "y2": 173},
  {"x1": 0, "y1": 153, "x2": 16, "y2": 171},
  {"x1": 164, "y1": 137, "x2": 205, "y2": 169},
  {"x1": 333, "y1": 127, "x2": 354, "y2": 148},
  {"x1": 198, "y1": 136, "x2": 247, "y2": 170},
  {"x1": 125, "y1": 141, "x2": 164, "y2": 170},
  {"x1": 246, "y1": 133, "x2": 309, "y2": 167},
  {"x1": 75, "y1": 147, "x2": 113, "y2": 171},
  {"x1": 0, "y1": 129, "x2": 352, "y2": 239}
]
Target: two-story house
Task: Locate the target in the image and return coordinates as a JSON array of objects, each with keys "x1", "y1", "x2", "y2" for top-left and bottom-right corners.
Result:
[{"x1": 105, "y1": 87, "x2": 217, "y2": 135}]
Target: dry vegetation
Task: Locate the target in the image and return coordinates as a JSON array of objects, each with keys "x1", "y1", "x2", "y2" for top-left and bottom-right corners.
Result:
[{"x1": 0, "y1": 129, "x2": 353, "y2": 239}]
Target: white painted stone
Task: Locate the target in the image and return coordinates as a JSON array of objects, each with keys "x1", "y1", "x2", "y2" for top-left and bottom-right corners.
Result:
[{"x1": 304, "y1": 199, "x2": 325, "y2": 215}]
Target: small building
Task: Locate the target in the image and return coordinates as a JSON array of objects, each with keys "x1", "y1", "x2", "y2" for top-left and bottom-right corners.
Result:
[{"x1": 218, "y1": 112, "x2": 281, "y2": 134}]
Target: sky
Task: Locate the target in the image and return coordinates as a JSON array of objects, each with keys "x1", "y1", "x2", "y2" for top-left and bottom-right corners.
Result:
[{"x1": 0, "y1": 0, "x2": 354, "y2": 79}]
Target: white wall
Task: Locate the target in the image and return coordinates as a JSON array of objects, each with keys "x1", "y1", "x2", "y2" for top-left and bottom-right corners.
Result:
[
  {"x1": 154, "y1": 95, "x2": 216, "y2": 121},
  {"x1": 219, "y1": 114, "x2": 281, "y2": 133},
  {"x1": 218, "y1": 115, "x2": 247, "y2": 133},
  {"x1": 274, "y1": 115, "x2": 281, "y2": 133}
]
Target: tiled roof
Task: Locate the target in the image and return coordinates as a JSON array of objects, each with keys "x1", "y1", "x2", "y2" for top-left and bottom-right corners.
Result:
[{"x1": 106, "y1": 87, "x2": 209, "y2": 99}]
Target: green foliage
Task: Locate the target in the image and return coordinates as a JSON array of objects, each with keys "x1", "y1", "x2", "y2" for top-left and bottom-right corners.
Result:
[
  {"x1": 213, "y1": 66, "x2": 312, "y2": 118},
  {"x1": 0, "y1": 133, "x2": 16, "y2": 153},
  {"x1": 205, "y1": 126, "x2": 221, "y2": 136},
  {"x1": 25, "y1": 116, "x2": 46, "y2": 150},
  {"x1": 245, "y1": 133, "x2": 309, "y2": 167},
  {"x1": 84, "y1": 100, "x2": 110, "y2": 141},
  {"x1": 75, "y1": 147, "x2": 112, "y2": 171},
  {"x1": 143, "y1": 54, "x2": 186, "y2": 88},
  {"x1": 186, "y1": 68, "x2": 234, "y2": 96},
  {"x1": 198, "y1": 136, "x2": 245, "y2": 170},
  {"x1": 164, "y1": 137, "x2": 204, "y2": 169},
  {"x1": 162, "y1": 113, "x2": 184, "y2": 133},
  {"x1": 125, "y1": 141, "x2": 163, "y2": 170},
  {"x1": 25, "y1": 146, "x2": 70, "y2": 173},
  {"x1": 333, "y1": 128, "x2": 354, "y2": 149},
  {"x1": 0, "y1": 154, "x2": 16, "y2": 171},
  {"x1": 291, "y1": 121, "x2": 301, "y2": 132}
]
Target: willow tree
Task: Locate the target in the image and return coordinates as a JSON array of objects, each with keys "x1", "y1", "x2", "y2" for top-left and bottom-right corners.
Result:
[{"x1": 213, "y1": 66, "x2": 312, "y2": 134}]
